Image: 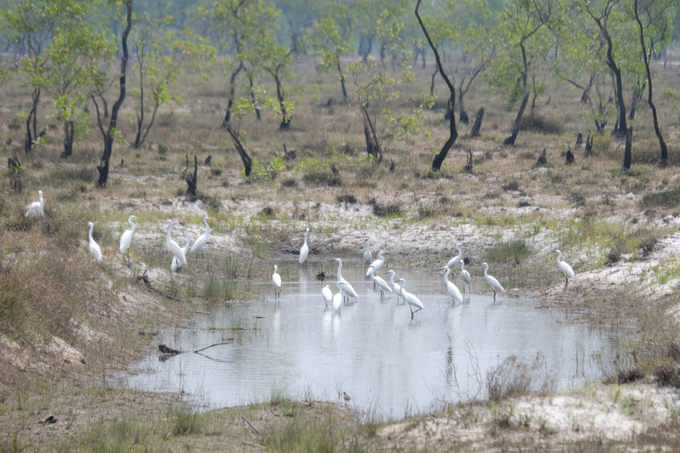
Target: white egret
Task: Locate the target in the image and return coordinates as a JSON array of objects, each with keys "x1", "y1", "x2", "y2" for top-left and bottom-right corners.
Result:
[
  {"x1": 442, "y1": 266, "x2": 463, "y2": 305},
  {"x1": 364, "y1": 235, "x2": 372, "y2": 266},
  {"x1": 369, "y1": 268, "x2": 393, "y2": 298},
  {"x1": 330, "y1": 258, "x2": 359, "y2": 302},
  {"x1": 322, "y1": 285, "x2": 333, "y2": 307},
  {"x1": 87, "y1": 222, "x2": 102, "y2": 262},
  {"x1": 554, "y1": 250, "x2": 575, "y2": 290},
  {"x1": 166, "y1": 220, "x2": 187, "y2": 266},
  {"x1": 482, "y1": 262, "x2": 505, "y2": 301},
  {"x1": 190, "y1": 216, "x2": 213, "y2": 258},
  {"x1": 401, "y1": 287, "x2": 424, "y2": 319},
  {"x1": 272, "y1": 265, "x2": 282, "y2": 298},
  {"x1": 366, "y1": 251, "x2": 386, "y2": 277},
  {"x1": 171, "y1": 228, "x2": 194, "y2": 272},
  {"x1": 460, "y1": 261, "x2": 471, "y2": 294},
  {"x1": 332, "y1": 283, "x2": 343, "y2": 313},
  {"x1": 299, "y1": 228, "x2": 310, "y2": 264},
  {"x1": 388, "y1": 270, "x2": 404, "y2": 303},
  {"x1": 446, "y1": 243, "x2": 464, "y2": 269},
  {"x1": 26, "y1": 190, "x2": 44, "y2": 218},
  {"x1": 119, "y1": 215, "x2": 138, "y2": 262}
]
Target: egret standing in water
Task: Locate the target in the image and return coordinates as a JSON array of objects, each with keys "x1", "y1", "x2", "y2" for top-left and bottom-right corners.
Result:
[
  {"x1": 299, "y1": 228, "x2": 310, "y2": 264},
  {"x1": 330, "y1": 258, "x2": 359, "y2": 302},
  {"x1": 554, "y1": 250, "x2": 575, "y2": 290},
  {"x1": 119, "y1": 215, "x2": 138, "y2": 265},
  {"x1": 446, "y1": 243, "x2": 464, "y2": 269},
  {"x1": 26, "y1": 190, "x2": 44, "y2": 218},
  {"x1": 401, "y1": 286, "x2": 424, "y2": 319},
  {"x1": 364, "y1": 235, "x2": 372, "y2": 266},
  {"x1": 87, "y1": 222, "x2": 102, "y2": 263},
  {"x1": 166, "y1": 220, "x2": 187, "y2": 266},
  {"x1": 460, "y1": 261, "x2": 471, "y2": 294},
  {"x1": 332, "y1": 283, "x2": 343, "y2": 313},
  {"x1": 388, "y1": 270, "x2": 404, "y2": 303},
  {"x1": 482, "y1": 262, "x2": 505, "y2": 301},
  {"x1": 442, "y1": 266, "x2": 463, "y2": 305},
  {"x1": 272, "y1": 265, "x2": 282, "y2": 298},
  {"x1": 190, "y1": 216, "x2": 213, "y2": 258},
  {"x1": 322, "y1": 285, "x2": 333, "y2": 307},
  {"x1": 171, "y1": 228, "x2": 194, "y2": 272},
  {"x1": 369, "y1": 268, "x2": 392, "y2": 298},
  {"x1": 366, "y1": 251, "x2": 386, "y2": 277}
]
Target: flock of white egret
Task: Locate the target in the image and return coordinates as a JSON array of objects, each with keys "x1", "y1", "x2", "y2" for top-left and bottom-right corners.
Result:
[{"x1": 23, "y1": 188, "x2": 576, "y2": 318}]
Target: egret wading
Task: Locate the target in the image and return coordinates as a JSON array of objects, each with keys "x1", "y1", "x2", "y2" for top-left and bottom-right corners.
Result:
[
  {"x1": 460, "y1": 261, "x2": 471, "y2": 294},
  {"x1": 401, "y1": 285, "x2": 424, "y2": 319},
  {"x1": 26, "y1": 190, "x2": 44, "y2": 218},
  {"x1": 272, "y1": 265, "x2": 282, "y2": 298},
  {"x1": 366, "y1": 251, "x2": 386, "y2": 277},
  {"x1": 389, "y1": 270, "x2": 404, "y2": 303},
  {"x1": 330, "y1": 258, "x2": 359, "y2": 303},
  {"x1": 119, "y1": 215, "x2": 138, "y2": 265},
  {"x1": 554, "y1": 250, "x2": 575, "y2": 290},
  {"x1": 166, "y1": 220, "x2": 187, "y2": 266},
  {"x1": 332, "y1": 283, "x2": 343, "y2": 313},
  {"x1": 87, "y1": 222, "x2": 102, "y2": 263},
  {"x1": 442, "y1": 266, "x2": 463, "y2": 305},
  {"x1": 482, "y1": 262, "x2": 505, "y2": 301},
  {"x1": 299, "y1": 228, "x2": 310, "y2": 264},
  {"x1": 322, "y1": 284, "x2": 333, "y2": 307},
  {"x1": 190, "y1": 216, "x2": 213, "y2": 258},
  {"x1": 364, "y1": 235, "x2": 372, "y2": 266},
  {"x1": 369, "y1": 268, "x2": 392, "y2": 298},
  {"x1": 171, "y1": 228, "x2": 194, "y2": 272},
  {"x1": 446, "y1": 243, "x2": 464, "y2": 269}
]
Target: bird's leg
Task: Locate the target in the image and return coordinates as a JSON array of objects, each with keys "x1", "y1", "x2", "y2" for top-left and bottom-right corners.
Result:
[
  {"x1": 493, "y1": 290, "x2": 496, "y2": 302},
  {"x1": 564, "y1": 277, "x2": 568, "y2": 290},
  {"x1": 201, "y1": 249, "x2": 205, "y2": 259}
]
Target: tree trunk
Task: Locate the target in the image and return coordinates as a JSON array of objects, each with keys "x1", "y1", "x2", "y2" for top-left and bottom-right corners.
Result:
[
  {"x1": 274, "y1": 74, "x2": 290, "y2": 130},
  {"x1": 96, "y1": 0, "x2": 132, "y2": 188},
  {"x1": 186, "y1": 155, "x2": 198, "y2": 197},
  {"x1": 628, "y1": 87, "x2": 639, "y2": 120},
  {"x1": 581, "y1": 73, "x2": 595, "y2": 103},
  {"x1": 361, "y1": 104, "x2": 382, "y2": 163},
  {"x1": 415, "y1": 0, "x2": 458, "y2": 172},
  {"x1": 633, "y1": 0, "x2": 667, "y2": 166},
  {"x1": 623, "y1": 126, "x2": 633, "y2": 170},
  {"x1": 61, "y1": 120, "x2": 74, "y2": 158},
  {"x1": 469, "y1": 107, "x2": 484, "y2": 138},
  {"x1": 223, "y1": 60, "x2": 244, "y2": 127},
  {"x1": 458, "y1": 77, "x2": 469, "y2": 124},
  {"x1": 504, "y1": 84, "x2": 529, "y2": 146},
  {"x1": 136, "y1": 100, "x2": 159, "y2": 148},
  {"x1": 100, "y1": 95, "x2": 109, "y2": 119},
  {"x1": 248, "y1": 73, "x2": 261, "y2": 122},
  {"x1": 134, "y1": 63, "x2": 145, "y2": 148},
  {"x1": 24, "y1": 88, "x2": 40, "y2": 154},
  {"x1": 430, "y1": 67, "x2": 438, "y2": 95},
  {"x1": 608, "y1": 51, "x2": 627, "y2": 136},
  {"x1": 227, "y1": 125, "x2": 252, "y2": 177},
  {"x1": 338, "y1": 59, "x2": 348, "y2": 101}
]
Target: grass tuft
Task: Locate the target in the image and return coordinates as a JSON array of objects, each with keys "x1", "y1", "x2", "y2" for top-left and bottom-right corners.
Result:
[{"x1": 486, "y1": 240, "x2": 531, "y2": 265}]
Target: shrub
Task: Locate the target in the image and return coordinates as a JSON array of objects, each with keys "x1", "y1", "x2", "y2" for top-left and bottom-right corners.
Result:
[
  {"x1": 519, "y1": 114, "x2": 564, "y2": 135},
  {"x1": 368, "y1": 199, "x2": 400, "y2": 217},
  {"x1": 210, "y1": 167, "x2": 223, "y2": 176},
  {"x1": 640, "y1": 187, "x2": 680, "y2": 209},
  {"x1": 487, "y1": 354, "x2": 550, "y2": 402},
  {"x1": 336, "y1": 194, "x2": 357, "y2": 204},
  {"x1": 281, "y1": 177, "x2": 297, "y2": 188},
  {"x1": 502, "y1": 180, "x2": 520, "y2": 191},
  {"x1": 303, "y1": 170, "x2": 341, "y2": 187},
  {"x1": 486, "y1": 240, "x2": 531, "y2": 265}
]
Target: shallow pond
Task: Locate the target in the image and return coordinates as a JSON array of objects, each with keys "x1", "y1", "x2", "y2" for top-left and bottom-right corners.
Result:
[{"x1": 122, "y1": 262, "x2": 625, "y2": 420}]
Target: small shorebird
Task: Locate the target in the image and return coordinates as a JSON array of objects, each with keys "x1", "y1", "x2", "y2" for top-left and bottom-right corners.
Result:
[{"x1": 343, "y1": 392, "x2": 351, "y2": 402}]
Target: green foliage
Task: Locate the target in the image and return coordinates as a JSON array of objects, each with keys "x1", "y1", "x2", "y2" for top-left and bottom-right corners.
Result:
[
  {"x1": 241, "y1": 156, "x2": 285, "y2": 181},
  {"x1": 486, "y1": 240, "x2": 531, "y2": 265}
]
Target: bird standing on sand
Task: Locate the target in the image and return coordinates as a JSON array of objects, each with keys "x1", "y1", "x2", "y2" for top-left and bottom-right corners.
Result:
[
  {"x1": 554, "y1": 250, "x2": 575, "y2": 290},
  {"x1": 119, "y1": 215, "x2": 138, "y2": 257},
  {"x1": 300, "y1": 228, "x2": 310, "y2": 264},
  {"x1": 87, "y1": 222, "x2": 102, "y2": 262},
  {"x1": 442, "y1": 266, "x2": 463, "y2": 305},
  {"x1": 190, "y1": 216, "x2": 213, "y2": 258},
  {"x1": 482, "y1": 262, "x2": 505, "y2": 301},
  {"x1": 166, "y1": 220, "x2": 187, "y2": 266},
  {"x1": 26, "y1": 190, "x2": 44, "y2": 218},
  {"x1": 171, "y1": 228, "x2": 194, "y2": 272}
]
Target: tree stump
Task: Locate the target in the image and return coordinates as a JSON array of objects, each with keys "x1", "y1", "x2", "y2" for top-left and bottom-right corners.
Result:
[
  {"x1": 623, "y1": 126, "x2": 633, "y2": 171},
  {"x1": 8, "y1": 155, "x2": 22, "y2": 194},
  {"x1": 565, "y1": 145, "x2": 575, "y2": 165},
  {"x1": 469, "y1": 107, "x2": 484, "y2": 138},
  {"x1": 283, "y1": 143, "x2": 296, "y2": 162},
  {"x1": 459, "y1": 110, "x2": 469, "y2": 125},
  {"x1": 186, "y1": 155, "x2": 198, "y2": 197},
  {"x1": 575, "y1": 132, "x2": 583, "y2": 147},
  {"x1": 585, "y1": 134, "x2": 593, "y2": 157},
  {"x1": 535, "y1": 148, "x2": 547, "y2": 167},
  {"x1": 464, "y1": 148, "x2": 473, "y2": 173},
  {"x1": 204, "y1": 155, "x2": 212, "y2": 166},
  {"x1": 389, "y1": 159, "x2": 396, "y2": 173}
]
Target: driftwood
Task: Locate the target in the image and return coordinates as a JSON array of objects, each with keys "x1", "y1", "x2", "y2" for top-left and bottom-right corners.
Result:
[
  {"x1": 242, "y1": 415, "x2": 261, "y2": 435},
  {"x1": 186, "y1": 155, "x2": 198, "y2": 197},
  {"x1": 469, "y1": 107, "x2": 484, "y2": 138}
]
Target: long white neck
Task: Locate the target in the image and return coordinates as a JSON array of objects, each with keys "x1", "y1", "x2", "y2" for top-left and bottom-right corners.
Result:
[
  {"x1": 366, "y1": 239, "x2": 370, "y2": 252},
  {"x1": 556, "y1": 251, "x2": 562, "y2": 265},
  {"x1": 389, "y1": 272, "x2": 395, "y2": 284},
  {"x1": 461, "y1": 262, "x2": 465, "y2": 271},
  {"x1": 336, "y1": 260, "x2": 343, "y2": 280},
  {"x1": 204, "y1": 218, "x2": 210, "y2": 233},
  {"x1": 129, "y1": 218, "x2": 136, "y2": 233},
  {"x1": 483, "y1": 264, "x2": 489, "y2": 277},
  {"x1": 167, "y1": 222, "x2": 173, "y2": 240},
  {"x1": 444, "y1": 268, "x2": 450, "y2": 283},
  {"x1": 456, "y1": 246, "x2": 462, "y2": 260},
  {"x1": 303, "y1": 232, "x2": 308, "y2": 246},
  {"x1": 39, "y1": 193, "x2": 43, "y2": 206},
  {"x1": 88, "y1": 224, "x2": 94, "y2": 241}
]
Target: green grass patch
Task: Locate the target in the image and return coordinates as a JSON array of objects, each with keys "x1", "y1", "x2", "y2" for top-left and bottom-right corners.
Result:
[{"x1": 486, "y1": 239, "x2": 531, "y2": 265}]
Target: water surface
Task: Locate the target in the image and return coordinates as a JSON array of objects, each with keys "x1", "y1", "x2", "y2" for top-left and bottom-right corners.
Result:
[{"x1": 122, "y1": 263, "x2": 623, "y2": 419}]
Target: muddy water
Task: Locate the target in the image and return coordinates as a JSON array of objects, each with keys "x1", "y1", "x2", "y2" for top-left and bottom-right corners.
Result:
[{"x1": 122, "y1": 262, "x2": 624, "y2": 419}]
